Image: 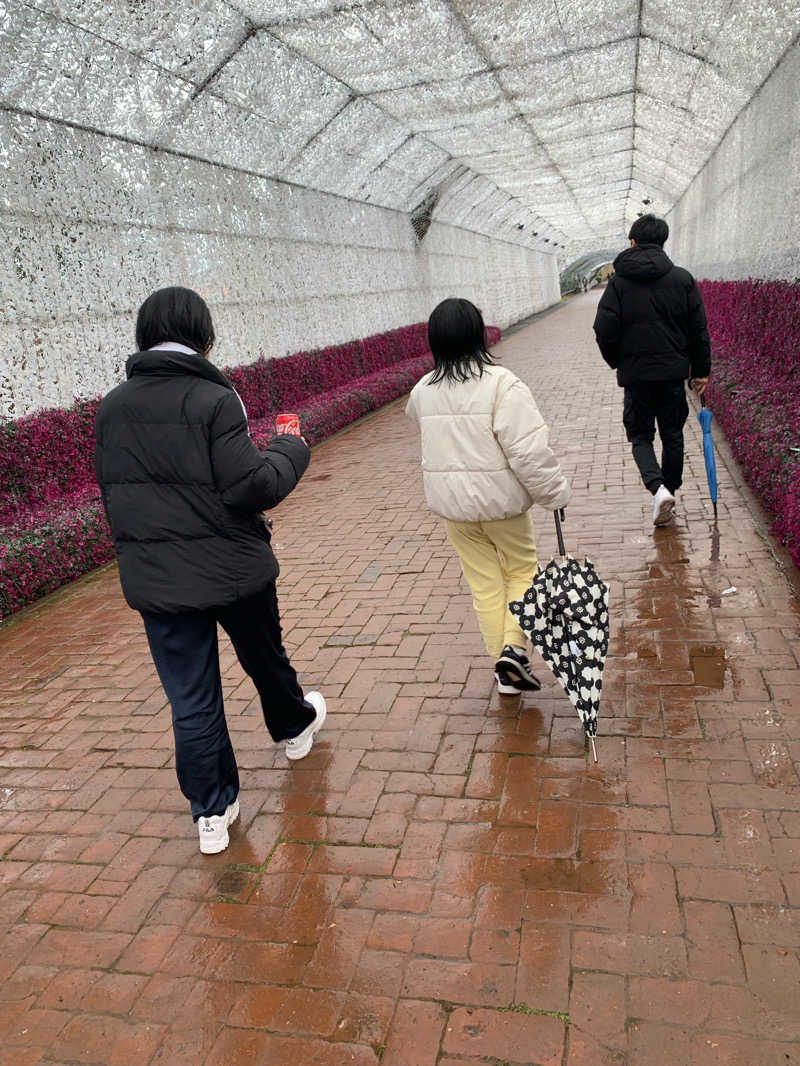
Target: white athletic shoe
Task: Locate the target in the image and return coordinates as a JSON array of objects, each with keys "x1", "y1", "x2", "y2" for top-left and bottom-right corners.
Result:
[
  {"x1": 495, "y1": 670, "x2": 525, "y2": 695},
  {"x1": 285, "y1": 692, "x2": 326, "y2": 761},
  {"x1": 653, "y1": 485, "x2": 676, "y2": 526},
  {"x1": 198, "y1": 798, "x2": 239, "y2": 855},
  {"x1": 495, "y1": 646, "x2": 542, "y2": 691}
]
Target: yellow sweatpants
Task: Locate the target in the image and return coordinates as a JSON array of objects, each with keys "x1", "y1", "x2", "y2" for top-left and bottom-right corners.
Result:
[{"x1": 444, "y1": 512, "x2": 538, "y2": 660}]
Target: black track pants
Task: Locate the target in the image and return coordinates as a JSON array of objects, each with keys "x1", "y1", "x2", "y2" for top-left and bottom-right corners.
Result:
[{"x1": 622, "y1": 381, "x2": 689, "y2": 494}]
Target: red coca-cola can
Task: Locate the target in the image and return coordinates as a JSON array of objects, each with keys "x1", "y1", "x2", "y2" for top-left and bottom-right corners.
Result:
[{"x1": 276, "y1": 413, "x2": 301, "y2": 436}]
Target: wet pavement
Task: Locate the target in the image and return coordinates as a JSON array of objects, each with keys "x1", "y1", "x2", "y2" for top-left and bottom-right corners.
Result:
[{"x1": 1, "y1": 291, "x2": 799, "y2": 1065}]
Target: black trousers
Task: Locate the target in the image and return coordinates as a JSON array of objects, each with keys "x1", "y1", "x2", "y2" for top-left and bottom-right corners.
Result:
[
  {"x1": 622, "y1": 381, "x2": 689, "y2": 495},
  {"x1": 142, "y1": 583, "x2": 315, "y2": 820}
]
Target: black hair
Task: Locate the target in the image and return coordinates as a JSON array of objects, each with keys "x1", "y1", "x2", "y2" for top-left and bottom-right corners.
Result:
[
  {"x1": 427, "y1": 298, "x2": 494, "y2": 385},
  {"x1": 628, "y1": 214, "x2": 669, "y2": 246},
  {"x1": 135, "y1": 287, "x2": 215, "y2": 354}
]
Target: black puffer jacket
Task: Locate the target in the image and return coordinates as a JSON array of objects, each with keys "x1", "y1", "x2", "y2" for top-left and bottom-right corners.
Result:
[
  {"x1": 593, "y1": 244, "x2": 711, "y2": 386},
  {"x1": 95, "y1": 350, "x2": 309, "y2": 614}
]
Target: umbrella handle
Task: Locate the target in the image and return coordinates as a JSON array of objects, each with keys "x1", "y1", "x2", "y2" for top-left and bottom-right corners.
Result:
[{"x1": 554, "y1": 509, "x2": 566, "y2": 557}]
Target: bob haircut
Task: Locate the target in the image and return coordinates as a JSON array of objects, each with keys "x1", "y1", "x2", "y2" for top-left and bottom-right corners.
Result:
[
  {"x1": 135, "y1": 287, "x2": 215, "y2": 354},
  {"x1": 628, "y1": 214, "x2": 669, "y2": 246},
  {"x1": 427, "y1": 297, "x2": 494, "y2": 385}
]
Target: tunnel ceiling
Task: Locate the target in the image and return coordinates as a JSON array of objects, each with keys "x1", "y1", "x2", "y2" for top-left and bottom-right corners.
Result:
[{"x1": 2, "y1": 0, "x2": 797, "y2": 259}]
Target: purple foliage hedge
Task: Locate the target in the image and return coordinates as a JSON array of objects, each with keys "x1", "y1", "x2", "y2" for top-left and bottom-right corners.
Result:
[
  {"x1": 700, "y1": 279, "x2": 800, "y2": 566},
  {"x1": 0, "y1": 323, "x2": 502, "y2": 619}
]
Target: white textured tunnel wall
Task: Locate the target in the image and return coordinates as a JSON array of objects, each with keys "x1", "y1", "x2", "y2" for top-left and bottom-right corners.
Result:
[
  {"x1": 0, "y1": 113, "x2": 559, "y2": 419},
  {"x1": 667, "y1": 39, "x2": 800, "y2": 282}
]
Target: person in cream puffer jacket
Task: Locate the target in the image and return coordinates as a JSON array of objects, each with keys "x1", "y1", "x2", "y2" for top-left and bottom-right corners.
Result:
[{"x1": 406, "y1": 298, "x2": 571, "y2": 694}]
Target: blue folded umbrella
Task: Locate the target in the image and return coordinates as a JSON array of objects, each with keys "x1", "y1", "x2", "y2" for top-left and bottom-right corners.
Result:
[{"x1": 697, "y1": 401, "x2": 718, "y2": 521}]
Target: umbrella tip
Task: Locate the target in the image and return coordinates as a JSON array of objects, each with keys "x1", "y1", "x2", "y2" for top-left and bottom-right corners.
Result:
[{"x1": 589, "y1": 736, "x2": 598, "y2": 764}]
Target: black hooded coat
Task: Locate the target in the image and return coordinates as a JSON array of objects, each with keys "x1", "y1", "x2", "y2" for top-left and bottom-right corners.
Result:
[
  {"x1": 94, "y1": 350, "x2": 309, "y2": 614},
  {"x1": 593, "y1": 244, "x2": 711, "y2": 386}
]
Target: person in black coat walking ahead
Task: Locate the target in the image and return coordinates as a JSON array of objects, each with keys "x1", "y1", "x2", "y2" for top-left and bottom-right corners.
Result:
[
  {"x1": 593, "y1": 214, "x2": 711, "y2": 526},
  {"x1": 95, "y1": 287, "x2": 326, "y2": 855}
]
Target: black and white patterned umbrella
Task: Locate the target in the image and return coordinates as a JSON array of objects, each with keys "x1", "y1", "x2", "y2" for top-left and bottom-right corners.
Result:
[{"x1": 509, "y1": 513, "x2": 609, "y2": 762}]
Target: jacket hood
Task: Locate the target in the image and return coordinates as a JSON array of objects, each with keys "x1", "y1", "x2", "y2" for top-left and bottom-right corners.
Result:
[
  {"x1": 126, "y1": 350, "x2": 235, "y2": 391},
  {"x1": 613, "y1": 243, "x2": 673, "y2": 281}
]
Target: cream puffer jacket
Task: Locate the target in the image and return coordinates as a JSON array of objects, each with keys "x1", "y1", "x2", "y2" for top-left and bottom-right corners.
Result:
[{"x1": 406, "y1": 364, "x2": 571, "y2": 523}]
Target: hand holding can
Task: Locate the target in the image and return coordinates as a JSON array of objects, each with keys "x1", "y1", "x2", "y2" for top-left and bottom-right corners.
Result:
[{"x1": 276, "y1": 413, "x2": 301, "y2": 436}]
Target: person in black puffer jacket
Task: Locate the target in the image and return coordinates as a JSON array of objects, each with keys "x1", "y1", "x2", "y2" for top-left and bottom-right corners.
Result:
[
  {"x1": 95, "y1": 287, "x2": 326, "y2": 855},
  {"x1": 593, "y1": 214, "x2": 711, "y2": 527}
]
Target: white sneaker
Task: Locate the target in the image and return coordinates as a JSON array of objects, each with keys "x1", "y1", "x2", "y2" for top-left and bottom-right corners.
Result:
[
  {"x1": 198, "y1": 798, "x2": 239, "y2": 855},
  {"x1": 495, "y1": 671, "x2": 524, "y2": 695},
  {"x1": 495, "y1": 646, "x2": 542, "y2": 691},
  {"x1": 653, "y1": 485, "x2": 676, "y2": 526},
  {"x1": 285, "y1": 692, "x2": 326, "y2": 761}
]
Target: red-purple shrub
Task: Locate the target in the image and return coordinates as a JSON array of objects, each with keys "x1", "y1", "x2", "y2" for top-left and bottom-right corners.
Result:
[
  {"x1": 268, "y1": 349, "x2": 320, "y2": 409},
  {"x1": 1, "y1": 321, "x2": 500, "y2": 619},
  {"x1": 316, "y1": 341, "x2": 366, "y2": 391},
  {"x1": 225, "y1": 358, "x2": 279, "y2": 419},
  {"x1": 361, "y1": 330, "x2": 396, "y2": 373},
  {"x1": 249, "y1": 352, "x2": 436, "y2": 447},
  {"x1": 701, "y1": 279, "x2": 800, "y2": 565},
  {"x1": 0, "y1": 492, "x2": 114, "y2": 619},
  {"x1": 362, "y1": 324, "x2": 427, "y2": 373},
  {"x1": 0, "y1": 399, "x2": 99, "y2": 524}
]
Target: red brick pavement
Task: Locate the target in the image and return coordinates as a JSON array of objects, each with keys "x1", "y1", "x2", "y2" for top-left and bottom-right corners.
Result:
[{"x1": 2, "y1": 292, "x2": 800, "y2": 1065}]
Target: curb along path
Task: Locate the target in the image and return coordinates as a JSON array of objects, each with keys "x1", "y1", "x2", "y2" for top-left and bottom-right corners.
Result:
[{"x1": 1, "y1": 292, "x2": 799, "y2": 1065}]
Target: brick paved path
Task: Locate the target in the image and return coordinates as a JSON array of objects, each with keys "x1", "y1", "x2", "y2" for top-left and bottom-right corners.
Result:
[{"x1": 2, "y1": 292, "x2": 800, "y2": 1066}]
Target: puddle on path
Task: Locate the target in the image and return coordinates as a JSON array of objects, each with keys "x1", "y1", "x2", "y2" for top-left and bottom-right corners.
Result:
[{"x1": 690, "y1": 644, "x2": 727, "y2": 688}]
